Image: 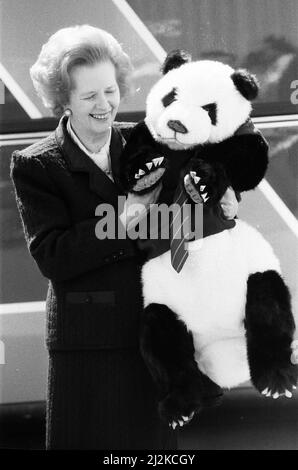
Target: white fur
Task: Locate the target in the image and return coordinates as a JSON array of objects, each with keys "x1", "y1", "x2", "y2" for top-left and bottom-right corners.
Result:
[
  {"x1": 145, "y1": 60, "x2": 252, "y2": 148},
  {"x1": 142, "y1": 220, "x2": 281, "y2": 388}
]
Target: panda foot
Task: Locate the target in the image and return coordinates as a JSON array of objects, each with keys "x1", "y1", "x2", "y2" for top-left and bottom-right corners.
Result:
[
  {"x1": 253, "y1": 362, "x2": 298, "y2": 399},
  {"x1": 126, "y1": 155, "x2": 168, "y2": 193}
]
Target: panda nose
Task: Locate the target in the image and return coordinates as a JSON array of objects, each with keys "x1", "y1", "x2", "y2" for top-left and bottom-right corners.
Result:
[{"x1": 167, "y1": 120, "x2": 188, "y2": 134}]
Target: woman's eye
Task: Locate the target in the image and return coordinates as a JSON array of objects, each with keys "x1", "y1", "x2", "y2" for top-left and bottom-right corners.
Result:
[
  {"x1": 105, "y1": 89, "x2": 115, "y2": 94},
  {"x1": 84, "y1": 95, "x2": 95, "y2": 100}
]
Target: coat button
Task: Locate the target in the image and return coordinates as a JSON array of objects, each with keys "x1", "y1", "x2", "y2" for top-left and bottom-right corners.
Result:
[
  {"x1": 119, "y1": 250, "x2": 124, "y2": 256},
  {"x1": 85, "y1": 294, "x2": 92, "y2": 303}
]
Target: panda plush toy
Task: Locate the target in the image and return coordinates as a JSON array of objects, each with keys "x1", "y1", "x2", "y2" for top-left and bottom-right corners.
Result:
[{"x1": 120, "y1": 50, "x2": 298, "y2": 428}]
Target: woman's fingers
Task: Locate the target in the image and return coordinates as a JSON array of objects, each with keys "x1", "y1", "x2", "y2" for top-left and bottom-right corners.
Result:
[{"x1": 220, "y1": 186, "x2": 239, "y2": 219}]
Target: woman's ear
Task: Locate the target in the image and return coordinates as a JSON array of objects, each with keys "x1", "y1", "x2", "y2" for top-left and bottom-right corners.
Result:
[
  {"x1": 161, "y1": 49, "x2": 192, "y2": 75},
  {"x1": 231, "y1": 69, "x2": 259, "y2": 100}
]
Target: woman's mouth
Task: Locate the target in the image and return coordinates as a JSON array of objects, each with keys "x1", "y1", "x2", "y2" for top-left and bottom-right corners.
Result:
[{"x1": 90, "y1": 111, "x2": 111, "y2": 120}]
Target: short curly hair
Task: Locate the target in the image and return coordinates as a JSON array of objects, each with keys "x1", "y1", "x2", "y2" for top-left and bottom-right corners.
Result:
[{"x1": 30, "y1": 25, "x2": 133, "y2": 117}]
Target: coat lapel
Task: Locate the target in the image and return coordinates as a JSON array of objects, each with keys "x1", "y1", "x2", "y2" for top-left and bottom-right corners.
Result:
[{"x1": 55, "y1": 116, "x2": 125, "y2": 207}]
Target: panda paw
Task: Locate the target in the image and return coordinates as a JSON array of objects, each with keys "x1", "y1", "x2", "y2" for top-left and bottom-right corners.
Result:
[
  {"x1": 184, "y1": 172, "x2": 210, "y2": 204},
  {"x1": 185, "y1": 159, "x2": 228, "y2": 204},
  {"x1": 125, "y1": 154, "x2": 168, "y2": 193},
  {"x1": 159, "y1": 391, "x2": 199, "y2": 429},
  {"x1": 253, "y1": 362, "x2": 298, "y2": 399}
]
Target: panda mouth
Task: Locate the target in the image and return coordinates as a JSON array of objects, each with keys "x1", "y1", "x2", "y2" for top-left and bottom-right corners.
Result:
[{"x1": 157, "y1": 133, "x2": 190, "y2": 149}]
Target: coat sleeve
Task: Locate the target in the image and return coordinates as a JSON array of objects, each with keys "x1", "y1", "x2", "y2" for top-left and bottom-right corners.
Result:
[{"x1": 10, "y1": 152, "x2": 138, "y2": 282}]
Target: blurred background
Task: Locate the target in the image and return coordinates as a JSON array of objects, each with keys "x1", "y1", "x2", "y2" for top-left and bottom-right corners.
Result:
[{"x1": 0, "y1": 0, "x2": 297, "y2": 449}]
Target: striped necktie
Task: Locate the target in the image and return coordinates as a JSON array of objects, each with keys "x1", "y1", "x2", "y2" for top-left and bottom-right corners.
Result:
[{"x1": 170, "y1": 184, "x2": 191, "y2": 273}]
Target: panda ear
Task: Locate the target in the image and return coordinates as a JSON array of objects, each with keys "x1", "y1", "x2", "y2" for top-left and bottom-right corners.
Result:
[
  {"x1": 231, "y1": 69, "x2": 259, "y2": 100},
  {"x1": 161, "y1": 49, "x2": 192, "y2": 75}
]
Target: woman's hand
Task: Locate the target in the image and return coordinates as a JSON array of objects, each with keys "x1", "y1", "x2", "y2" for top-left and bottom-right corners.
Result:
[
  {"x1": 220, "y1": 186, "x2": 239, "y2": 219},
  {"x1": 120, "y1": 183, "x2": 162, "y2": 229}
]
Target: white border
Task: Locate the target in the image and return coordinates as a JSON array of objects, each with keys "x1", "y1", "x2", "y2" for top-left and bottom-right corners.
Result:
[
  {"x1": 0, "y1": 301, "x2": 45, "y2": 315},
  {"x1": 259, "y1": 180, "x2": 298, "y2": 239},
  {"x1": 0, "y1": 62, "x2": 42, "y2": 119},
  {"x1": 111, "y1": 0, "x2": 166, "y2": 61}
]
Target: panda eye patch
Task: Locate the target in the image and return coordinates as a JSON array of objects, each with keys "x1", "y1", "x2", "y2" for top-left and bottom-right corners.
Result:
[
  {"x1": 162, "y1": 88, "x2": 177, "y2": 107},
  {"x1": 202, "y1": 103, "x2": 217, "y2": 125}
]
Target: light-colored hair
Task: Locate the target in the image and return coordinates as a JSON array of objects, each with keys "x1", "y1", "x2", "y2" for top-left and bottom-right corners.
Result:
[{"x1": 30, "y1": 25, "x2": 133, "y2": 116}]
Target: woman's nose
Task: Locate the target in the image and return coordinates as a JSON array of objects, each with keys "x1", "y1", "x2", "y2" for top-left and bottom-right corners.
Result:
[{"x1": 94, "y1": 93, "x2": 108, "y2": 109}]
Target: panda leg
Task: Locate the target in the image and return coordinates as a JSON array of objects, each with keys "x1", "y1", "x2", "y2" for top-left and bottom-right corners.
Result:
[
  {"x1": 141, "y1": 303, "x2": 223, "y2": 426},
  {"x1": 245, "y1": 270, "x2": 298, "y2": 398}
]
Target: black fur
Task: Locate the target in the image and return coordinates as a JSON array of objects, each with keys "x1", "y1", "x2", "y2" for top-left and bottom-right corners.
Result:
[
  {"x1": 162, "y1": 88, "x2": 177, "y2": 108},
  {"x1": 245, "y1": 270, "x2": 298, "y2": 393},
  {"x1": 231, "y1": 69, "x2": 259, "y2": 100},
  {"x1": 202, "y1": 103, "x2": 217, "y2": 125},
  {"x1": 161, "y1": 49, "x2": 192, "y2": 75},
  {"x1": 140, "y1": 303, "x2": 223, "y2": 422}
]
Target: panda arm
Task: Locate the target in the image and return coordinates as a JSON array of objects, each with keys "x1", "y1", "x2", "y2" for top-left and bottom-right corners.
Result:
[{"x1": 217, "y1": 133, "x2": 269, "y2": 192}]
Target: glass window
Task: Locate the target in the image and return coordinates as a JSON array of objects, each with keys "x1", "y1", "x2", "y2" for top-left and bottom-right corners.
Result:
[
  {"x1": 1, "y1": 0, "x2": 298, "y2": 133},
  {"x1": 128, "y1": 0, "x2": 298, "y2": 115}
]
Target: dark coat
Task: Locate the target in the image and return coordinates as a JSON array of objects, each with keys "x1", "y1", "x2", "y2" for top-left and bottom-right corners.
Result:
[{"x1": 10, "y1": 116, "x2": 176, "y2": 450}]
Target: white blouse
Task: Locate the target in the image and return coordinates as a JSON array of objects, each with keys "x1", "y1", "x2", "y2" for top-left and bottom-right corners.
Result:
[{"x1": 66, "y1": 119, "x2": 114, "y2": 181}]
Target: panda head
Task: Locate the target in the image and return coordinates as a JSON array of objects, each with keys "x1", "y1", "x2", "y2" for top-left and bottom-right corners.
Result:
[{"x1": 145, "y1": 50, "x2": 259, "y2": 150}]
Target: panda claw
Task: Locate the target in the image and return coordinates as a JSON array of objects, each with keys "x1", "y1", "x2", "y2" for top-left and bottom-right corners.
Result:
[
  {"x1": 272, "y1": 392, "x2": 279, "y2": 399},
  {"x1": 138, "y1": 169, "x2": 145, "y2": 176},
  {"x1": 134, "y1": 173, "x2": 140, "y2": 179},
  {"x1": 199, "y1": 185, "x2": 206, "y2": 192},
  {"x1": 285, "y1": 390, "x2": 292, "y2": 398},
  {"x1": 201, "y1": 193, "x2": 209, "y2": 202},
  {"x1": 262, "y1": 388, "x2": 269, "y2": 395},
  {"x1": 193, "y1": 176, "x2": 200, "y2": 184},
  {"x1": 152, "y1": 157, "x2": 162, "y2": 167},
  {"x1": 190, "y1": 171, "x2": 197, "y2": 178},
  {"x1": 146, "y1": 162, "x2": 153, "y2": 170}
]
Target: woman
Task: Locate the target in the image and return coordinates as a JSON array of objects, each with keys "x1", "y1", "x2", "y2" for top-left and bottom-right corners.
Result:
[{"x1": 11, "y1": 25, "x2": 238, "y2": 449}]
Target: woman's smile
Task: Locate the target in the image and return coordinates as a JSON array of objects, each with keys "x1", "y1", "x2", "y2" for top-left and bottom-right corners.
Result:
[{"x1": 89, "y1": 111, "x2": 111, "y2": 120}]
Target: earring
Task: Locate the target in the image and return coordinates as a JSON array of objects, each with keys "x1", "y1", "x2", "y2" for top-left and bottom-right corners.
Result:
[{"x1": 64, "y1": 108, "x2": 72, "y2": 117}]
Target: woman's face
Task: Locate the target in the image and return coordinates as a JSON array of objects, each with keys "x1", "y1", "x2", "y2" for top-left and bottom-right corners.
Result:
[{"x1": 67, "y1": 60, "x2": 121, "y2": 141}]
